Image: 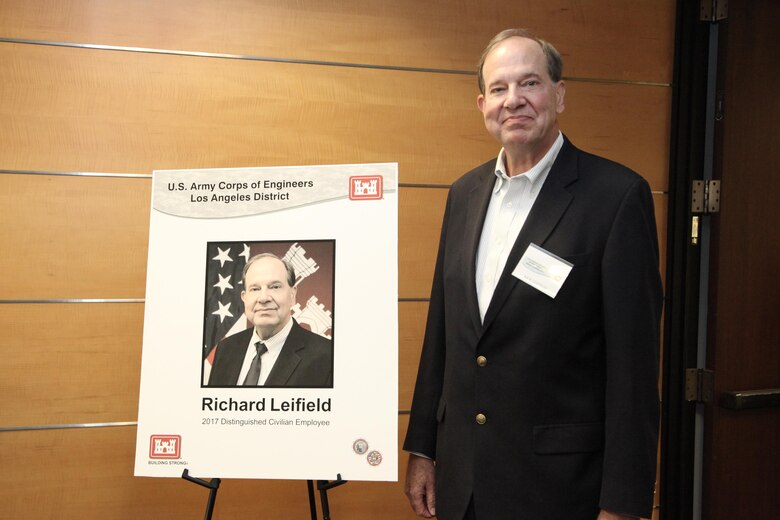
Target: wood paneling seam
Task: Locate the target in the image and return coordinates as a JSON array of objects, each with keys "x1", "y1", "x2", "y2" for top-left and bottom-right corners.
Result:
[
  {"x1": 0, "y1": 37, "x2": 475, "y2": 76},
  {"x1": 2, "y1": 412, "x2": 411, "y2": 432},
  {"x1": 0, "y1": 299, "x2": 145, "y2": 304},
  {"x1": 0, "y1": 169, "x2": 151, "y2": 178},
  {"x1": 0, "y1": 37, "x2": 671, "y2": 87},
  {"x1": 0, "y1": 422, "x2": 138, "y2": 432},
  {"x1": 0, "y1": 171, "x2": 669, "y2": 195}
]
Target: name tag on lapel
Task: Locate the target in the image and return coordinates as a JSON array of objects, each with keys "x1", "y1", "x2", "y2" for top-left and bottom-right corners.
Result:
[{"x1": 512, "y1": 243, "x2": 573, "y2": 298}]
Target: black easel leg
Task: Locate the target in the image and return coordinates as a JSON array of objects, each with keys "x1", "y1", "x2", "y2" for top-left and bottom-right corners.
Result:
[
  {"x1": 204, "y1": 483, "x2": 219, "y2": 520},
  {"x1": 318, "y1": 480, "x2": 331, "y2": 520},
  {"x1": 307, "y1": 475, "x2": 348, "y2": 519},
  {"x1": 307, "y1": 480, "x2": 318, "y2": 520},
  {"x1": 181, "y1": 469, "x2": 221, "y2": 520}
]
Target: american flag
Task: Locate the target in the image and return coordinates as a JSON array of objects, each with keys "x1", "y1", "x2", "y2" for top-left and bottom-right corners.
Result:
[{"x1": 202, "y1": 242, "x2": 251, "y2": 382}]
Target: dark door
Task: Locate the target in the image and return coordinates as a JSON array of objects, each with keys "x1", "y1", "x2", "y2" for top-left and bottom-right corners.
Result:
[{"x1": 703, "y1": 0, "x2": 780, "y2": 517}]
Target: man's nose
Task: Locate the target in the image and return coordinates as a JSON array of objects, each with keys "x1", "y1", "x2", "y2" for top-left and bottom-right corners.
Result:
[
  {"x1": 257, "y1": 288, "x2": 271, "y2": 302},
  {"x1": 504, "y1": 85, "x2": 527, "y2": 109}
]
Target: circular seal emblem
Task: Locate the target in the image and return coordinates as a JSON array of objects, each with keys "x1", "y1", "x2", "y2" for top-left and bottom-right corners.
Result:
[
  {"x1": 352, "y1": 439, "x2": 369, "y2": 455},
  {"x1": 366, "y1": 450, "x2": 383, "y2": 466}
]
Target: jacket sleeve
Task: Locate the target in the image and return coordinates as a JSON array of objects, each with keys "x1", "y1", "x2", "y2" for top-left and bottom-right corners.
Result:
[
  {"x1": 599, "y1": 177, "x2": 663, "y2": 518},
  {"x1": 402, "y1": 190, "x2": 453, "y2": 459}
]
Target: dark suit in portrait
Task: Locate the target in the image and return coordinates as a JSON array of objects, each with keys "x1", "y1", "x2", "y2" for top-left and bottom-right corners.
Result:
[{"x1": 208, "y1": 319, "x2": 333, "y2": 388}]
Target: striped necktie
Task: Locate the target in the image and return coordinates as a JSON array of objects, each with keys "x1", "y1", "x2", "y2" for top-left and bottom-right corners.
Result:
[{"x1": 242, "y1": 341, "x2": 267, "y2": 386}]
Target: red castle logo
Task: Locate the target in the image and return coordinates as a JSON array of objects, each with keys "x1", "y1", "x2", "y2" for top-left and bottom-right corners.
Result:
[
  {"x1": 349, "y1": 176, "x2": 383, "y2": 200},
  {"x1": 149, "y1": 435, "x2": 181, "y2": 459}
]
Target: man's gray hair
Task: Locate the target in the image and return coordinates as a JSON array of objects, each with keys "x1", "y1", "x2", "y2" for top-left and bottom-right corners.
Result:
[
  {"x1": 477, "y1": 28, "x2": 564, "y2": 94},
  {"x1": 242, "y1": 253, "x2": 296, "y2": 287}
]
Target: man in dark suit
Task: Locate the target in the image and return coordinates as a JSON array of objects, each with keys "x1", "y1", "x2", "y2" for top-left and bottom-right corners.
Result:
[
  {"x1": 207, "y1": 253, "x2": 333, "y2": 388},
  {"x1": 403, "y1": 29, "x2": 662, "y2": 520}
]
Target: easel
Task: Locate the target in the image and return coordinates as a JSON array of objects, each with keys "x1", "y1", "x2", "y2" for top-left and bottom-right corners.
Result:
[
  {"x1": 182, "y1": 470, "x2": 220, "y2": 520},
  {"x1": 181, "y1": 469, "x2": 348, "y2": 519},
  {"x1": 307, "y1": 475, "x2": 348, "y2": 520}
]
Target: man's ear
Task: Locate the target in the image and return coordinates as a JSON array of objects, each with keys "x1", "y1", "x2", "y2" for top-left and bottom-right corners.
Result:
[
  {"x1": 555, "y1": 81, "x2": 566, "y2": 114},
  {"x1": 477, "y1": 94, "x2": 485, "y2": 113}
]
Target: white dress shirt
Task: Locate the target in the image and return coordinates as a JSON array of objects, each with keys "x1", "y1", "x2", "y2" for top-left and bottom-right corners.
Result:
[
  {"x1": 236, "y1": 317, "x2": 294, "y2": 385},
  {"x1": 475, "y1": 132, "x2": 564, "y2": 321}
]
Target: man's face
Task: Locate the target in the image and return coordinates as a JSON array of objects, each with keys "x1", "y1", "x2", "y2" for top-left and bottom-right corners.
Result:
[
  {"x1": 241, "y1": 257, "x2": 297, "y2": 340},
  {"x1": 477, "y1": 37, "x2": 565, "y2": 160}
]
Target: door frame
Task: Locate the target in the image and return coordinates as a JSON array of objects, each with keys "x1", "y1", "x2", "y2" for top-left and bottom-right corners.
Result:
[{"x1": 659, "y1": 1, "x2": 719, "y2": 518}]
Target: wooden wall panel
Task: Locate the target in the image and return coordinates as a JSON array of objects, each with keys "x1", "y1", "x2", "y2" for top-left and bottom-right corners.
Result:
[
  {"x1": 0, "y1": 303, "x2": 143, "y2": 427},
  {"x1": 561, "y1": 83, "x2": 671, "y2": 191},
  {"x1": 0, "y1": 174, "x2": 150, "y2": 299},
  {"x1": 0, "y1": 44, "x2": 670, "y2": 188},
  {"x1": 0, "y1": 43, "x2": 492, "y2": 182},
  {"x1": 399, "y1": 302, "x2": 428, "y2": 411},
  {"x1": 0, "y1": 301, "x2": 426, "y2": 427},
  {"x1": 0, "y1": 0, "x2": 675, "y2": 83},
  {"x1": 1, "y1": 427, "x2": 211, "y2": 520},
  {"x1": 398, "y1": 188, "x2": 448, "y2": 298},
  {"x1": 0, "y1": 416, "x2": 418, "y2": 519}
]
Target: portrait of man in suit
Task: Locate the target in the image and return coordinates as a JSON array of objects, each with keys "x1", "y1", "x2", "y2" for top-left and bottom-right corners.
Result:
[
  {"x1": 403, "y1": 29, "x2": 662, "y2": 520},
  {"x1": 206, "y1": 252, "x2": 333, "y2": 388}
]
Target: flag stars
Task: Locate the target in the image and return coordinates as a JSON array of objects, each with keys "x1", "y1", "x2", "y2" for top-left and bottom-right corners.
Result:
[
  {"x1": 212, "y1": 301, "x2": 233, "y2": 322},
  {"x1": 213, "y1": 247, "x2": 233, "y2": 267},
  {"x1": 214, "y1": 273, "x2": 233, "y2": 295},
  {"x1": 239, "y1": 243, "x2": 251, "y2": 263}
]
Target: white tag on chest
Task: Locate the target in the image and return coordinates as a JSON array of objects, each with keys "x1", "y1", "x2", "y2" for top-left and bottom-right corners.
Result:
[{"x1": 512, "y1": 243, "x2": 573, "y2": 298}]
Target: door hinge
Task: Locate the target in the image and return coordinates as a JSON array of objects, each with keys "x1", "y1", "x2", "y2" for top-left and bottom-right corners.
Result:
[
  {"x1": 691, "y1": 180, "x2": 721, "y2": 214},
  {"x1": 685, "y1": 368, "x2": 715, "y2": 403},
  {"x1": 700, "y1": 0, "x2": 728, "y2": 21}
]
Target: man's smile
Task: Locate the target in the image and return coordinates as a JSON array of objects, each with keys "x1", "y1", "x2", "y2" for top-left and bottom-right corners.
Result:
[{"x1": 503, "y1": 114, "x2": 533, "y2": 124}]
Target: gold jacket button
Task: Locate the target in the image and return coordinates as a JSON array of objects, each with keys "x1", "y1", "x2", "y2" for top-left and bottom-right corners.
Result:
[
  {"x1": 476, "y1": 355, "x2": 487, "y2": 367},
  {"x1": 475, "y1": 413, "x2": 487, "y2": 425}
]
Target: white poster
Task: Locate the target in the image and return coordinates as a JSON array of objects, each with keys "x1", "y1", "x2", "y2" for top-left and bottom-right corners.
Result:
[{"x1": 134, "y1": 163, "x2": 398, "y2": 481}]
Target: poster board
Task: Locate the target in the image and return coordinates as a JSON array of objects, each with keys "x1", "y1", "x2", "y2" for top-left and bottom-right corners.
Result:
[{"x1": 135, "y1": 163, "x2": 398, "y2": 481}]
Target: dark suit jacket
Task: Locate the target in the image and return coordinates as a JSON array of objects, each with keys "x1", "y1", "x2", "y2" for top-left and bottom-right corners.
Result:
[
  {"x1": 207, "y1": 319, "x2": 333, "y2": 388},
  {"x1": 403, "y1": 137, "x2": 662, "y2": 520}
]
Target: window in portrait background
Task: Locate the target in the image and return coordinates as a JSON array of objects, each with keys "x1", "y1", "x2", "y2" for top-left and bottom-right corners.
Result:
[{"x1": 200, "y1": 239, "x2": 335, "y2": 387}]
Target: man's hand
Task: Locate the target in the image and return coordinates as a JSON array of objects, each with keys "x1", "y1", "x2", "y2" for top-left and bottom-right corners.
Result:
[
  {"x1": 597, "y1": 510, "x2": 639, "y2": 520},
  {"x1": 404, "y1": 454, "x2": 436, "y2": 517}
]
